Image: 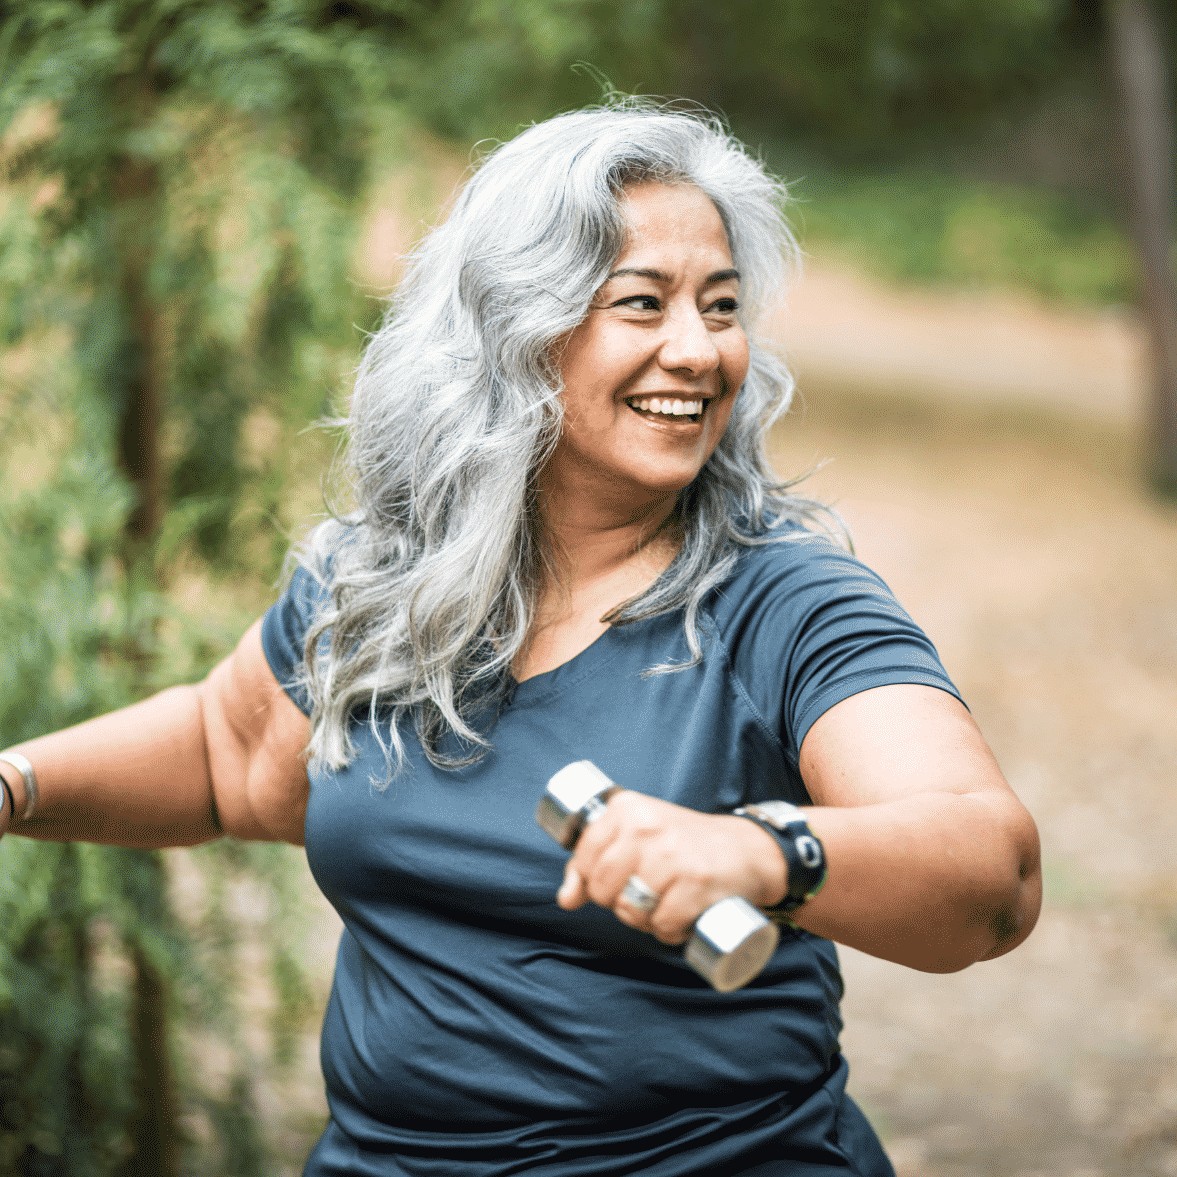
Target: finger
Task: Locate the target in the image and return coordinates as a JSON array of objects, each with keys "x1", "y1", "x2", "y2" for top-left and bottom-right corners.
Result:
[
  {"x1": 613, "y1": 873, "x2": 663, "y2": 929},
  {"x1": 568, "y1": 792, "x2": 623, "y2": 879},
  {"x1": 646, "y1": 881, "x2": 707, "y2": 946},
  {"x1": 612, "y1": 892, "x2": 657, "y2": 930},
  {"x1": 582, "y1": 836, "x2": 645, "y2": 911},
  {"x1": 556, "y1": 864, "x2": 588, "y2": 910},
  {"x1": 575, "y1": 791, "x2": 668, "y2": 888}
]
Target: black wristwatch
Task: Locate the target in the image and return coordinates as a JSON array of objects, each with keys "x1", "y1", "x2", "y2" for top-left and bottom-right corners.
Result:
[{"x1": 733, "y1": 800, "x2": 827, "y2": 918}]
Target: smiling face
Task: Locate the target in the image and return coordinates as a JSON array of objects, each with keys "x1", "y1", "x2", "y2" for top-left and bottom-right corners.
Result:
[{"x1": 542, "y1": 181, "x2": 750, "y2": 518}]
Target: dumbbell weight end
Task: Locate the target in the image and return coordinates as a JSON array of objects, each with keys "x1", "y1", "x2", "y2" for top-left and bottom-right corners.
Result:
[
  {"x1": 537, "y1": 760, "x2": 618, "y2": 848},
  {"x1": 685, "y1": 895, "x2": 780, "y2": 993}
]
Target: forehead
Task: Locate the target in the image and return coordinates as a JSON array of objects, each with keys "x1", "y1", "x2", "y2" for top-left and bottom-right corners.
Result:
[{"x1": 614, "y1": 182, "x2": 733, "y2": 268}]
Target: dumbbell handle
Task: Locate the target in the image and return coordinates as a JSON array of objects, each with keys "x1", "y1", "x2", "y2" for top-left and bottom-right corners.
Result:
[{"x1": 536, "y1": 761, "x2": 780, "y2": 993}]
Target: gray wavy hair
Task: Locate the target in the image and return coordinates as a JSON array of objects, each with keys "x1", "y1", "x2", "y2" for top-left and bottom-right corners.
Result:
[{"x1": 296, "y1": 99, "x2": 832, "y2": 776}]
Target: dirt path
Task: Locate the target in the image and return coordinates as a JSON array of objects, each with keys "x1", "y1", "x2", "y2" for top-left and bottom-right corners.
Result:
[{"x1": 768, "y1": 257, "x2": 1147, "y2": 427}]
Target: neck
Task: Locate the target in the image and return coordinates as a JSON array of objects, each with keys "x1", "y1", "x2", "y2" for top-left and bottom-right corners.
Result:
[
  {"x1": 535, "y1": 477, "x2": 680, "y2": 594},
  {"x1": 514, "y1": 469, "x2": 682, "y2": 681}
]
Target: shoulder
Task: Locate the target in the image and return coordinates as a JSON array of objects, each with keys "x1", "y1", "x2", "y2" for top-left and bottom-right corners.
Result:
[
  {"x1": 202, "y1": 620, "x2": 312, "y2": 844},
  {"x1": 702, "y1": 519, "x2": 960, "y2": 763},
  {"x1": 260, "y1": 519, "x2": 358, "y2": 715},
  {"x1": 706, "y1": 521, "x2": 892, "y2": 641}
]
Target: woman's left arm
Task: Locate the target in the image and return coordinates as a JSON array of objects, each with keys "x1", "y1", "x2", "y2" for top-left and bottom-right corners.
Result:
[
  {"x1": 789, "y1": 683, "x2": 1041, "y2": 972},
  {"x1": 559, "y1": 683, "x2": 1041, "y2": 975}
]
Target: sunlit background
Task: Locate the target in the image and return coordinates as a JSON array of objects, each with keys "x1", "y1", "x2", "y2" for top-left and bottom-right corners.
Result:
[{"x1": 1, "y1": 3, "x2": 1175, "y2": 1174}]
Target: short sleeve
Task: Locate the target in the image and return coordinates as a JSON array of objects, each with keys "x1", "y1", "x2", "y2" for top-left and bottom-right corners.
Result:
[
  {"x1": 260, "y1": 563, "x2": 330, "y2": 716},
  {"x1": 712, "y1": 534, "x2": 963, "y2": 766}
]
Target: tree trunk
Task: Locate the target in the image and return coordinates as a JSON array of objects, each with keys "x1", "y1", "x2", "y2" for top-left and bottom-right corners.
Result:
[
  {"x1": 1106, "y1": 0, "x2": 1177, "y2": 494},
  {"x1": 110, "y1": 155, "x2": 181, "y2": 1177},
  {"x1": 121, "y1": 941, "x2": 181, "y2": 1177},
  {"x1": 112, "y1": 156, "x2": 165, "y2": 545}
]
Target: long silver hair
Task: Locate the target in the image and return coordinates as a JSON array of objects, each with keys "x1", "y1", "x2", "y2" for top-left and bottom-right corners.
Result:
[{"x1": 296, "y1": 99, "x2": 832, "y2": 776}]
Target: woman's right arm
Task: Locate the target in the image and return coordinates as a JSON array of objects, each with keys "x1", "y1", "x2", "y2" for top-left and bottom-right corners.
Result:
[{"x1": 0, "y1": 621, "x2": 312, "y2": 848}]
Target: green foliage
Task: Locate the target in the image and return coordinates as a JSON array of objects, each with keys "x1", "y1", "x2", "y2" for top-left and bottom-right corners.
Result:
[
  {"x1": 0, "y1": 1, "x2": 390, "y2": 1171},
  {"x1": 386, "y1": 0, "x2": 664, "y2": 140},
  {"x1": 644, "y1": 0, "x2": 1071, "y2": 145},
  {"x1": 0, "y1": 322, "x2": 316, "y2": 1170},
  {"x1": 1, "y1": 0, "x2": 375, "y2": 557},
  {"x1": 0, "y1": 841, "x2": 136, "y2": 1173},
  {"x1": 379, "y1": 0, "x2": 1073, "y2": 145}
]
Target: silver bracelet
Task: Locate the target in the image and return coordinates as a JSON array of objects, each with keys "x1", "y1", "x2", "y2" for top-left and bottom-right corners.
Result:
[{"x1": 0, "y1": 750, "x2": 38, "y2": 820}]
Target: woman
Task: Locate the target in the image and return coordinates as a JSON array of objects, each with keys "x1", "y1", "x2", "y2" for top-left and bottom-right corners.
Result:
[{"x1": 0, "y1": 103, "x2": 1041, "y2": 1175}]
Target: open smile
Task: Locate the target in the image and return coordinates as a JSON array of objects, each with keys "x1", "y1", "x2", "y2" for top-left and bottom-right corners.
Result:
[{"x1": 624, "y1": 395, "x2": 712, "y2": 424}]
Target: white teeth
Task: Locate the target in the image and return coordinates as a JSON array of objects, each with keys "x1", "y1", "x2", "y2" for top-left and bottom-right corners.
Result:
[{"x1": 628, "y1": 397, "x2": 706, "y2": 417}]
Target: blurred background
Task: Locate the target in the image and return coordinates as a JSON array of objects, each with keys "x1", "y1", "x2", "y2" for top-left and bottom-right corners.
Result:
[{"x1": 0, "y1": 2, "x2": 1175, "y2": 1174}]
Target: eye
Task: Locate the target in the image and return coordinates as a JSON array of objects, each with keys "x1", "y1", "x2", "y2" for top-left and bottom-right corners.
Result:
[
  {"x1": 613, "y1": 295, "x2": 662, "y2": 312},
  {"x1": 706, "y1": 297, "x2": 740, "y2": 316}
]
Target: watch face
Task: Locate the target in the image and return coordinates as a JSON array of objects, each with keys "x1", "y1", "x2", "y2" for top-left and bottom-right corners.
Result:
[{"x1": 748, "y1": 800, "x2": 802, "y2": 830}]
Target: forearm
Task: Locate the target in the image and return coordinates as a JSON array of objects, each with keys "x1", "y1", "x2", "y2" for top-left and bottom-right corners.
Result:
[
  {"x1": 785, "y1": 789, "x2": 1041, "y2": 973},
  {"x1": 0, "y1": 685, "x2": 222, "y2": 848}
]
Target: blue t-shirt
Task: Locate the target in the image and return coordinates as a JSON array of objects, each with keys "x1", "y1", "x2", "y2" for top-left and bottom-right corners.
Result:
[{"x1": 261, "y1": 529, "x2": 961, "y2": 1176}]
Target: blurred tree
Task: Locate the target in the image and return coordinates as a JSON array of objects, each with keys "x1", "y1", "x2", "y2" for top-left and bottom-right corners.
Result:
[
  {"x1": 0, "y1": 1, "x2": 399, "y2": 1171},
  {"x1": 1105, "y1": 0, "x2": 1177, "y2": 494},
  {"x1": 387, "y1": 0, "x2": 1072, "y2": 148}
]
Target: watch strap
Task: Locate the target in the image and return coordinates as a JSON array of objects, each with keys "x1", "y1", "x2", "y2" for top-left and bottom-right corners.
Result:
[{"x1": 733, "y1": 805, "x2": 828, "y2": 917}]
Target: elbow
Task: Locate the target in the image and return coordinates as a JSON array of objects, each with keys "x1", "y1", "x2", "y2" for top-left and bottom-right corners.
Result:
[
  {"x1": 958, "y1": 809, "x2": 1043, "y2": 970},
  {"x1": 914, "y1": 809, "x2": 1043, "y2": 975},
  {"x1": 977, "y1": 833, "x2": 1043, "y2": 963}
]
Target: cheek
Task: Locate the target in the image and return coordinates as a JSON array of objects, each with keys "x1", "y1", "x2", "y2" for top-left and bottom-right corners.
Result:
[
  {"x1": 725, "y1": 338, "x2": 751, "y2": 391},
  {"x1": 708, "y1": 397, "x2": 738, "y2": 445},
  {"x1": 712, "y1": 346, "x2": 749, "y2": 434},
  {"x1": 560, "y1": 379, "x2": 617, "y2": 435},
  {"x1": 558, "y1": 331, "x2": 625, "y2": 420}
]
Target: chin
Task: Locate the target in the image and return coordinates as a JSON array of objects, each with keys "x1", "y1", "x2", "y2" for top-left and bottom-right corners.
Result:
[{"x1": 621, "y1": 461, "x2": 705, "y2": 500}]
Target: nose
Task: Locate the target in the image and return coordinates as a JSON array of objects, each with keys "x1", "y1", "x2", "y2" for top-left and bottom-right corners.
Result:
[{"x1": 657, "y1": 305, "x2": 720, "y2": 378}]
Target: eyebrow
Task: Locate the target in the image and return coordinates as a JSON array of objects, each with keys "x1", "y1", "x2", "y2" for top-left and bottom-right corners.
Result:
[{"x1": 605, "y1": 266, "x2": 741, "y2": 285}]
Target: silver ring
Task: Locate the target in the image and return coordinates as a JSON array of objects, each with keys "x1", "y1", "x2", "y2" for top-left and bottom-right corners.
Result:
[{"x1": 621, "y1": 874, "x2": 660, "y2": 914}]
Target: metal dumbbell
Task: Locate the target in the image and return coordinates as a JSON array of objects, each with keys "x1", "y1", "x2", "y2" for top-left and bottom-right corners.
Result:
[{"x1": 536, "y1": 760, "x2": 780, "y2": 993}]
